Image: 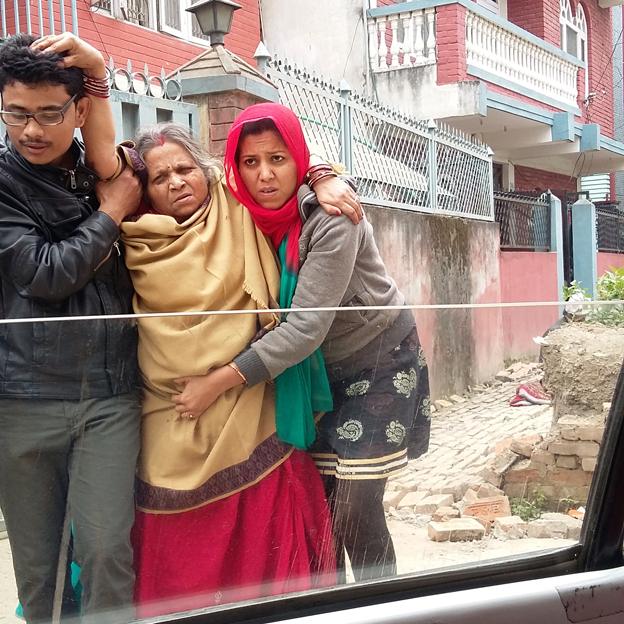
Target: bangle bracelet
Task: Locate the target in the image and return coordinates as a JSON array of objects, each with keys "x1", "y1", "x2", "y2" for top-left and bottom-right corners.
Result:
[
  {"x1": 227, "y1": 362, "x2": 247, "y2": 385},
  {"x1": 83, "y1": 75, "x2": 111, "y2": 99},
  {"x1": 308, "y1": 170, "x2": 338, "y2": 188},
  {"x1": 305, "y1": 163, "x2": 333, "y2": 183}
]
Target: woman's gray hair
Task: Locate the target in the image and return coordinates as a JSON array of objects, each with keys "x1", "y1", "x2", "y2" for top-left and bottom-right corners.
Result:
[{"x1": 134, "y1": 122, "x2": 222, "y2": 184}]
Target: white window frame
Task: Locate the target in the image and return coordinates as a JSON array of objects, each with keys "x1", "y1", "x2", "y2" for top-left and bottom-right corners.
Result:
[
  {"x1": 475, "y1": 0, "x2": 507, "y2": 17},
  {"x1": 106, "y1": 0, "x2": 157, "y2": 29},
  {"x1": 560, "y1": 0, "x2": 588, "y2": 97},
  {"x1": 158, "y1": 0, "x2": 211, "y2": 47}
]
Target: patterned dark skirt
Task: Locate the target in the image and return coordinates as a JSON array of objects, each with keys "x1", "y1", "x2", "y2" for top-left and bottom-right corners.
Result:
[{"x1": 310, "y1": 326, "x2": 431, "y2": 481}]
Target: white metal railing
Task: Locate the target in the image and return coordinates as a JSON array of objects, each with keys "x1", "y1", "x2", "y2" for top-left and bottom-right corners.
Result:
[
  {"x1": 367, "y1": 3, "x2": 579, "y2": 108},
  {"x1": 466, "y1": 10, "x2": 578, "y2": 107},
  {"x1": 267, "y1": 57, "x2": 494, "y2": 221},
  {"x1": 367, "y1": 7, "x2": 436, "y2": 72},
  {"x1": 1, "y1": 0, "x2": 79, "y2": 39}
]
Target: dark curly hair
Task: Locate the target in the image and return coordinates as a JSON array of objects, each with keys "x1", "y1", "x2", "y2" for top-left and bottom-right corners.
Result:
[{"x1": 0, "y1": 34, "x2": 84, "y2": 96}]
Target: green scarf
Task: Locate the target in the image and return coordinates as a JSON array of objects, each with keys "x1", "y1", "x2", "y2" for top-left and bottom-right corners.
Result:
[{"x1": 274, "y1": 238, "x2": 333, "y2": 449}]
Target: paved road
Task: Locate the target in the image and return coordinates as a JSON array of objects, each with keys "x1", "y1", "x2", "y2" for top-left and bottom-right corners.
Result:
[{"x1": 0, "y1": 371, "x2": 559, "y2": 619}]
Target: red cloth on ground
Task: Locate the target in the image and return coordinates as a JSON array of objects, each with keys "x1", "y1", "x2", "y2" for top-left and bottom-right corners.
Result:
[{"x1": 132, "y1": 450, "x2": 336, "y2": 618}]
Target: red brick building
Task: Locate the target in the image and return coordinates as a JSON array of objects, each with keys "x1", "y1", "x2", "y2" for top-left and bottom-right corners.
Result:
[
  {"x1": 363, "y1": 0, "x2": 624, "y2": 196},
  {"x1": 2, "y1": 0, "x2": 261, "y2": 73}
]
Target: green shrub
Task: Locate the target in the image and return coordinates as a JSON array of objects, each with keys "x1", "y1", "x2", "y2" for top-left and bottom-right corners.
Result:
[
  {"x1": 562, "y1": 270, "x2": 624, "y2": 327},
  {"x1": 510, "y1": 490, "x2": 547, "y2": 522}
]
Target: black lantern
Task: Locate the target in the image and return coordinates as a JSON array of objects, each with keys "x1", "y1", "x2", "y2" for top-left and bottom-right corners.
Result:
[{"x1": 186, "y1": 0, "x2": 242, "y2": 46}]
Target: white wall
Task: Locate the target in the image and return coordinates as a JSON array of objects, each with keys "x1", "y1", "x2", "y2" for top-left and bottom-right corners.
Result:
[{"x1": 260, "y1": 0, "x2": 369, "y2": 94}]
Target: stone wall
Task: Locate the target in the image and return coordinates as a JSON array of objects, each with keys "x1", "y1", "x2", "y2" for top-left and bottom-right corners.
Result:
[
  {"x1": 364, "y1": 205, "x2": 505, "y2": 398},
  {"x1": 493, "y1": 323, "x2": 624, "y2": 506}
]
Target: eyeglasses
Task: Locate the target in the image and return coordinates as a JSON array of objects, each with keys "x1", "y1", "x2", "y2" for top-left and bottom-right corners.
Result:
[{"x1": 0, "y1": 93, "x2": 79, "y2": 127}]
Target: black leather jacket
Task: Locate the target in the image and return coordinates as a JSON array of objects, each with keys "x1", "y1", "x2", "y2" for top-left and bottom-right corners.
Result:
[{"x1": 0, "y1": 139, "x2": 139, "y2": 399}]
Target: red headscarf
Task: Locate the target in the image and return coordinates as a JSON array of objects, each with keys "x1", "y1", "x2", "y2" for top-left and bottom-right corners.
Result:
[{"x1": 223, "y1": 103, "x2": 310, "y2": 270}]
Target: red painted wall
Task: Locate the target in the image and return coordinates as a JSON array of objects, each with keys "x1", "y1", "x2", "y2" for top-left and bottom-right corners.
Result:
[
  {"x1": 577, "y1": 0, "x2": 615, "y2": 137},
  {"x1": 597, "y1": 252, "x2": 624, "y2": 275},
  {"x1": 500, "y1": 251, "x2": 560, "y2": 359},
  {"x1": 436, "y1": 3, "x2": 470, "y2": 85},
  {"x1": 514, "y1": 165, "x2": 578, "y2": 194},
  {"x1": 438, "y1": 0, "x2": 615, "y2": 133},
  {"x1": 7, "y1": 1, "x2": 260, "y2": 74}
]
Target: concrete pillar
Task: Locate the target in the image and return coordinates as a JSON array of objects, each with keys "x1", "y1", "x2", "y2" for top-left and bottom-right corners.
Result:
[
  {"x1": 549, "y1": 193, "x2": 565, "y2": 313},
  {"x1": 571, "y1": 198, "x2": 598, "y2": 298},
  {"x1": 178, "y1": 46, "x2": 279, "y2": 159}
]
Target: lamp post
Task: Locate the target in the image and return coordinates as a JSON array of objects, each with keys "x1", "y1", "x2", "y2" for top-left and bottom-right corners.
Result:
[{"x1": 186, "y1": 0, "x2": 242, "y2": 46}]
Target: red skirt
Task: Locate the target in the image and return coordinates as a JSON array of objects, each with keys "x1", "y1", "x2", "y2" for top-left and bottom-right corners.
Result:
[{"x1": 133, "y1": 450, "x2": 337, "y2": 617}]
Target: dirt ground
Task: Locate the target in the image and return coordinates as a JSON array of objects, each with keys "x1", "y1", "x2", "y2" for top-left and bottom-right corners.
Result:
[{"x1": 542, "y1": 322, "x2": 624, "y2": 416}]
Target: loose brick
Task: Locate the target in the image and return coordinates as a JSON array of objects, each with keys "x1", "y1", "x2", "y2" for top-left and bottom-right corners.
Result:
[
  {"x1": 383, "y1": 489, "x2": 407, "y2": 511},
  {"x1": 395, "y1": 491, "x2": 427, "y2": 510},
  {"x1": 427, "y1": 518, "x2": 485, "y2": 542},
  {"x1": 476, "y1": 483, "x2": 505, "y2": 498},
  {"x1": 413, "y1": 494, "x2": 454, "y2": 514},
  {"x1": 493, "y1": 516, "x2": 528, "y2": 540},
  {"x1": 527, "y1": 517, "x2": 568, "y2": 539},
  {"x1": 432, "y1": 506, "x2": 460, "y2": 522},
  {"x1": 510, "y1": 434, "x2": 543, "y2": 458},
  {"x1": 540, "y1": 513, "x2": 583, "y2": 540},
  {"x1": 462, "y1": 495, "x2": 512, "y2": 531}
]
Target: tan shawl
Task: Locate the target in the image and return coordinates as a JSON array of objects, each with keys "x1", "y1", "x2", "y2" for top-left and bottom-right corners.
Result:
[{"x1": 121, "y1": 179, "x2": 290, "y2": 513}]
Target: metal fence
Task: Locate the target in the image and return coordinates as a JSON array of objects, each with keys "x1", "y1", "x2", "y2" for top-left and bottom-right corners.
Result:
[
  {"x1": 266, "y1": 57, "x2": 494, "y2": 221},
  {"x1": 1, "y1": 0, "x2": 79, "y2": 38},
  {"x1": 494, "y1": 191, "x2": 552, "y2": 251},
  {"x1": 596, "y1": 203, "x2": 624, "y2": 253}
]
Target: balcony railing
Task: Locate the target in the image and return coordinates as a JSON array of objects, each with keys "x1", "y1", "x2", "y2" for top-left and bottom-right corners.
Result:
[
  {"x1": 367, "y1": 2, "x2": 580, "y2": 109},
  {"x1": 1, "y1": 0, "x2": 79, "y2": 39},
  {"x1": 368, "y1": 7, "x2": 436, "y2": 72},
  {"x1": 465, "y1": 10, "x2": 578, "y2": 108}
]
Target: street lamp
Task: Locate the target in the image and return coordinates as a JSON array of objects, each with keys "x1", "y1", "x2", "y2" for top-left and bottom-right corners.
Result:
[{"x1": 186, "y1": 0, "x2": 242, "y2": 46}]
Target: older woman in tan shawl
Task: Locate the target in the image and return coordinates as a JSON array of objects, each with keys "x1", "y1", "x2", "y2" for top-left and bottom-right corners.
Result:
[{"x1": 120, "y1": 124, "x2": 339, "y2": 617}]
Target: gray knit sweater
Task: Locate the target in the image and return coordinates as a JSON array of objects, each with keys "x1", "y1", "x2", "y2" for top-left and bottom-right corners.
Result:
[{"x1": 233, "y1": 185, "x2": 414, "y2": 385}]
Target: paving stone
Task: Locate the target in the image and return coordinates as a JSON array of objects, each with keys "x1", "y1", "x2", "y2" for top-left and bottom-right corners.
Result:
[
  {"x1": 434, "y1": 399, "x2": 454, "y2": 410},
  {"x1": 427, "y1": 518, "x2": 486, "y2": 542},
  {"x1": 413, "y1": 494, "x2": 454, "y2": 514},
  {"x1": 493, "y1": 516, "x2": 528, "y2": 540}
]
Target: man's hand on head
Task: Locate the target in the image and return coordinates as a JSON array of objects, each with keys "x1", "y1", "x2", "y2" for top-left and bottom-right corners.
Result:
[{"x1": 31, "y1": 33, "x2": 107, "y2": 79}]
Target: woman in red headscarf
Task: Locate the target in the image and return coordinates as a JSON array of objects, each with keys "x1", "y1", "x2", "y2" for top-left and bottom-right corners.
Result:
[{"x1": 175, "y1": 103, "x2": 432, "y2": 583}]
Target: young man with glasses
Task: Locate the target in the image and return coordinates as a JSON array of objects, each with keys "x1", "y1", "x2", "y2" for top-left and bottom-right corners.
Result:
[{"x1": 0, "y1": 34, "x2": 142, "y2": 623}]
